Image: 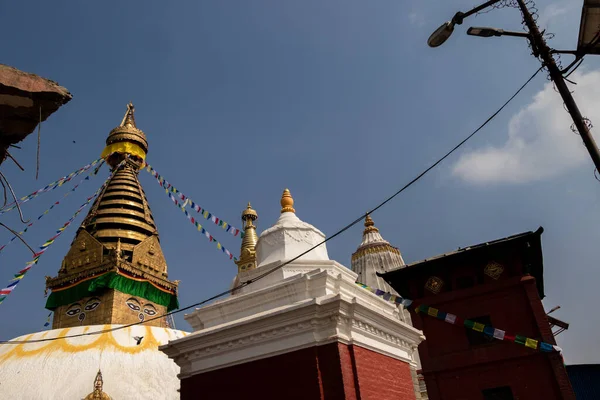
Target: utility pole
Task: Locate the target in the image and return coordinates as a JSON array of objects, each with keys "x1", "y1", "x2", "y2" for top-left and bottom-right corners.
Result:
[
  {"x1": 515, "y1": 0, "x2": 600, "y2": 172},
  {"x1": 429, "y1": 0, "x2": 600, "y2": 175}
]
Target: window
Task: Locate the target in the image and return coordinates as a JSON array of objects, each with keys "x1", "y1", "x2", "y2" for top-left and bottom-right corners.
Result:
[
  {"x1": 482, "y1": 386, "x2": 514, "y2": 400},
  {"x1": 465, "y1": 315, "x2": 495, "y2": 346}
]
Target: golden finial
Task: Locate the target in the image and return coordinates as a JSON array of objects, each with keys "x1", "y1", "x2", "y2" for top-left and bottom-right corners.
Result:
[
  {"x1": 363, "y1": 213, "x2": 379, "y2": 234},
  {"x1": 120, "y1": 102, "x2": 136, "y2": 128},
  {"x1": 280, "y1": 188, "x2": 295, "y2": 214},
  {"x1": 236, "y1": 202, "x2": 259, "y2": 273},
  {"x1": 241, "y1": 202, "x2": 258, "y2": 224},
  {"x1": 84, "y1": 369, "x2": 110, "y2": 400}
]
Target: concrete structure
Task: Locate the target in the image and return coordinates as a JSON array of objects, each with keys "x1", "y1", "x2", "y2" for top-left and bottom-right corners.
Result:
[
  {"x1": 161, "y1": 190, "x2": 424, "y2": 399},
  {"x1": 380, "y1": 228, "x2": 575, "y2": 400}
]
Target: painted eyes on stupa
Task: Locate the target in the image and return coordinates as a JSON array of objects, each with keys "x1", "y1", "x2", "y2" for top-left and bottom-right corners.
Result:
[
  {"x1": 66, "y1": 304, "x2": 82, "y2": 316},
  {"x1": 84, "y1": 298, "x2": 101, "y2": 312},
  {"x1": 126, "y1": 298, "x2": 141, "y2": 311},
  {"x1": 143, "y1": 305, "x2": 156, "y2": 316}
]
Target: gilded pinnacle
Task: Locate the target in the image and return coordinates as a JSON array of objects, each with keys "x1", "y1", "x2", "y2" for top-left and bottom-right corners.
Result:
[
  {"x1": 280, "y1": 188, "x2": 295, "y2": 214},
  {"x1": 363, "y1": 214, "x2": 379, "y2": 234}
]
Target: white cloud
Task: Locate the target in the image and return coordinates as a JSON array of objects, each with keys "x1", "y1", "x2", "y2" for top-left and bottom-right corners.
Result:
[
  {"x1": 408, "y1": 11, "x2": 425, "y2": 27},
  {"x1": 452, "y1": 69, "x2": 600, "y2": 184},
  {"x1": 538, "y1": 3, "x2": 570, "y2": 29}
]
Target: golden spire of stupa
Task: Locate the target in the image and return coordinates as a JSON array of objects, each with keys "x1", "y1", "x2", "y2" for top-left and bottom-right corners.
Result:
[
  {"x1": 235, "y1": 202, "x2": 259, "y2": 273},
  {"x1": 280, "y1": 188, "x2": 295, "y2": 214},
  {"x1": 45, "y1": 103, "x2": 178, "y2": 330},
  {"x1": 84, "y1": 370, "x2": 111, "y2": 400},
  {"x1": 363, "y1": 214, "x2": 379, "y2": 234},
  {"x1": 102, "y1": 102, "x2": 148, "y2": 167}
]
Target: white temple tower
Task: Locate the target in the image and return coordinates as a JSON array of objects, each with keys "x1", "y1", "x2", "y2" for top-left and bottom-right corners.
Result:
[{"x1": 351, "y1": 214, "x2": 405, "y2": 293}]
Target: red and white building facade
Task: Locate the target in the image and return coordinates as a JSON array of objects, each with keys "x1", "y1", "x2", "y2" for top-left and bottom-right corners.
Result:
[{"x1": 161, "y1": 190, "x2": 424, "y2": 399}]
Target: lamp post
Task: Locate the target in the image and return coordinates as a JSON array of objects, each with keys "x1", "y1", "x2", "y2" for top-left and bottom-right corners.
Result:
[{"x1": 428, "y1": 0, "x2": 600, "y2": 175}]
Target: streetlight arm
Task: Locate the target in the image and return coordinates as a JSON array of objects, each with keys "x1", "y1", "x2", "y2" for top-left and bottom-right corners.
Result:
[{"x1": 457, "y1": 0, "x2": 504, "y2": 23}]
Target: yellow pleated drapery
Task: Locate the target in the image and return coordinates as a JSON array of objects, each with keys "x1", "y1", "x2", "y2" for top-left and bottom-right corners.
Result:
[{"x1": 101, "y1": 142, "x2": 146, "y2": 160}]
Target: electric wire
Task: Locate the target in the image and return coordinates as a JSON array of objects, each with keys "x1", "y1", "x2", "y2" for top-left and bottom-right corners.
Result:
[{"x1": 0, "y1": 66, "x2": 544, "y2": 345}]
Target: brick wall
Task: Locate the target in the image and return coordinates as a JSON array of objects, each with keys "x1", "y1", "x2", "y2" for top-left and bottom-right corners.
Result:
[{"x1": 180, "y1": 342, "x2": 416, "y2": 400}]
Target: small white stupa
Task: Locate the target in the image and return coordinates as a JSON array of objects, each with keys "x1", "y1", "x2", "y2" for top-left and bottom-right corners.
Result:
[{"x1": 161, "y1": 189, "x2": 424, "y2": 400}]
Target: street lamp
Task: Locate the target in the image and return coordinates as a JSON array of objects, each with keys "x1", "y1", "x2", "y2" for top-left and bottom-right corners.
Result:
[
  {"x1": 427, "y1": 0, "x2": 502, "y2": 47},
  {"x1": 467, "y1": 27, "x2": 530, "y2": 39},
  {"x1": 428, "y1": 0, "x2": 600, "y2": 177}
]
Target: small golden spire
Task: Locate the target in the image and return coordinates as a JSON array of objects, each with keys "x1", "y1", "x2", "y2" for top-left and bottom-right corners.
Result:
[
  {"x1": 120, "y1": 102, "x2": 136, "y2": 128},
  {"x1": 280, "y1": 188, "x2": 295, "y2": 214},
  {"x1": 236, "y1": 202, "x2": 259, "y2": 273},
  {"x1": 363, "y1": 214, "x2": 379, "y2": 234},
  {"x1": 84, "y1": 369, "x2": 111, "y2": 400},
  {"x1": 241, "y1": 202, "x2": 258, "y2": 227}
]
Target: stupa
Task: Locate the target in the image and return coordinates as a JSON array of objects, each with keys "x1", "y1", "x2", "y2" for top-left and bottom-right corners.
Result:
[{"x1": 0, "y1": 103, "x2": 188, "y2": 399}]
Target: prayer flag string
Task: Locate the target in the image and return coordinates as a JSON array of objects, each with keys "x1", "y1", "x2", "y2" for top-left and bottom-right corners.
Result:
[
  {"x1": 161, "y1": 186, "x2": 238, "y2": 262},
  {"x1": 416, "y1": 304, "x2": 562, "y2": 354},
  {"x1": 142, "y1": 162, "x2": 245, "y2": 239},
  {"x1": 0, "y1": 157, "x2": 104, "y2": 215},
  {"x1": 0, "y1": 161, "x2": 105, "y2": 256},
  {"x1": 355, "y1": 282, "x2": 413, "y2": 307},
  {"x1": 43, "y1": 312, "x2": 52, "y2": 328},
  {"x1": 0, "y1": 160, "x2": 125, "y2": 306}
]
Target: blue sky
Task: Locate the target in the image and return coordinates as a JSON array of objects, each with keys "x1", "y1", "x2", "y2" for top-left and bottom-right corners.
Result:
[{"x1": 1, "y1": 0, "x2": 598, "y2": 364}]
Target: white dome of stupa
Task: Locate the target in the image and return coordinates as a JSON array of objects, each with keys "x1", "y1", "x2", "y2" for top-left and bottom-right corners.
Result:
[
  {"x1": 0, "y1": 324, "x2": 188, "y2": 400},
  {"x1": 256, "y1": 189, "x2": 329, "y2": 267}
]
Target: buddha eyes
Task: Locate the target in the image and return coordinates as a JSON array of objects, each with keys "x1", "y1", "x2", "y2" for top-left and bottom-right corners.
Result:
[
  {"x1": 66, "y1": 307, "x2": 81, "y2": 316},
  {"x1": 126, "y1": 298, "x2": 156, "y2": 315},
  {"x1": 143, "y1": 308, "x2": 156, "y2": 316},
  {"x1": 84, "y1": 299, "x2": 100, "y2": 311}
]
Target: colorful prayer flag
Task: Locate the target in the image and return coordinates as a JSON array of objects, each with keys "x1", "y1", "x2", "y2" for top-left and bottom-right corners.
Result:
[
  {"x1": 493, "y1": 329, "x2": 505, "y2": 340},
  {"x1": 525, "y1": 338, "x2": 538, "y2": 349}
]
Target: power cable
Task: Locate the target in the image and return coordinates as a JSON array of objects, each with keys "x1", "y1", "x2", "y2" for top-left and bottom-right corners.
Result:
[{"x1": 0, "y1": 66, "x2": 544, "y2": 345}]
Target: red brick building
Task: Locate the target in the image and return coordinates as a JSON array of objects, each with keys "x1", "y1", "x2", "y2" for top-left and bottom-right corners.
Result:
[
  {"x1": 380, "y1": 227, "x2": 575, "y2": 400},
  {"x1": 179, "y1": 343, "x2": 416, "y2": 400}
]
